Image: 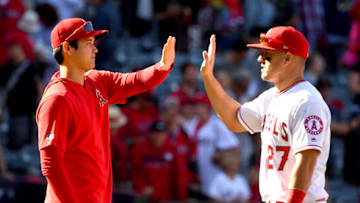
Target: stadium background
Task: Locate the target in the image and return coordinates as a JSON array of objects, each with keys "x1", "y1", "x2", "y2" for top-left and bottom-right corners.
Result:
[{"x1": 1, "y1": 0, "x2": 360, "y2": 202}]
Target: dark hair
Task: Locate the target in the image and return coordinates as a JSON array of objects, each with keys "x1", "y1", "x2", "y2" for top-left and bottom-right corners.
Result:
[{"x1": 53, "y1": 40, "x2": 78, "y2": 64}]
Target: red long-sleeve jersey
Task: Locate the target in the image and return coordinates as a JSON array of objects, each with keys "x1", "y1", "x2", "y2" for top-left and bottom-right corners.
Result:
[{"x1": 37, "y1": 63, "x2": 171, "y2": 203}]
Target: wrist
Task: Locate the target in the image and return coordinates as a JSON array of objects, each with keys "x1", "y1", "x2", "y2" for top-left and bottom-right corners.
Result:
[
  {"x1": 157, "y1": 61, "x2": 173, "y2": 71},
  {"x1": 287, "y1": 189, "x2": 306, "y2": 203}
]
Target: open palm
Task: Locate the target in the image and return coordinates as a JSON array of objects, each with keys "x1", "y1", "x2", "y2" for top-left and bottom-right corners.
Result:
[
  {"x1": 200, "y1": 35, "x2": 216, "y2": 77},
  {"x1": 159, "y1": 36, "x2": 176, "y2": 71}
]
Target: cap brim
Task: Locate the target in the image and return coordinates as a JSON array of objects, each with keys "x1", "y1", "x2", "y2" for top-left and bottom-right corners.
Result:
[
  {"x1": 246, "y1": 43, "x2": 277, "y2": 51},
  {"x1": 86, "y1": 30, "x2": 109, "y2": 41}
]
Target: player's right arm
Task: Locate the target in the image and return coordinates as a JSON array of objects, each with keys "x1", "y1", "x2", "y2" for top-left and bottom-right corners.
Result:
[
  {"x1": 36, "y1": 96, "x2": 77, "y2": 202},
  {"x1": 200, "y1": 35, "x2": 246, "y2": 133}
]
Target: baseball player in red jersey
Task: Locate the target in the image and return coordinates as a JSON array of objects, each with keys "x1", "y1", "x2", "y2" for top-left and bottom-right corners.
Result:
[
  {"x1": 36, "y1": 18, "x2": 175, "y2": 203},
  {"x1": 200, "y1": 26, "x2": 331, "y2": 203}
]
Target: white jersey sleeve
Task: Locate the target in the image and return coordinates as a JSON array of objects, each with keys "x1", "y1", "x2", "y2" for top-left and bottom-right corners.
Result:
[
  {"x1": 237, "y1": 90, "x2": 271, "y2": 134},
  {"x1": 291, "y1": 100, "x2": 331, "y2": 154}
]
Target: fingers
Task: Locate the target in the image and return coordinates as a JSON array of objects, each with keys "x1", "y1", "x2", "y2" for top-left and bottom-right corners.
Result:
[
  {"x1": 164, "y1": 36, "x2": 176, "y2": 48},
  {"x1": 202, "y1": 50, "x2": 208, "y2": 62},
  {"x1": 208, "y1": 34, "x2": 216, "y2": 61}
]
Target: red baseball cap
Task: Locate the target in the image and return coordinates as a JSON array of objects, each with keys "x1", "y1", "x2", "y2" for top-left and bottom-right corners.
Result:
[
  {"x1": 50, "y1": 18, "x2": 108, "y2": 48},
  {"x1": 247, "y1": 26, "x2": 309, "y2": 59}
]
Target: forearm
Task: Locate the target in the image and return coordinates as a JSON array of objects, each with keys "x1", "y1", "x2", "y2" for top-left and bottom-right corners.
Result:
[
  {"x1": 288, "y1": 152, "x2": 318, "y2": 191},
  {"x1": 288, "y1": 161, "x2": 314, "y2": 192},
  {"x1": 201, "y1": 74, "x2": 245, "y2": 132},
  {"x1": 122, "y1": 63, "x2": 171, "y2": 98}
]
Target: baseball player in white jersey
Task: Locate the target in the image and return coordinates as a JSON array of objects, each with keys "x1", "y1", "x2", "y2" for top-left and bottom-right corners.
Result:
[{"x1": 199, "y1": 26, "x2": 331, "y2": 203}]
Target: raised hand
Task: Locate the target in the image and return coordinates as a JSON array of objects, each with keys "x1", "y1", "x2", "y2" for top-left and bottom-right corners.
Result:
[
  {"x1": 200, "y1": 34, "x2": 216, "y2": 77},
  {"x1": 158, "y1": 36, "x2": 176, "y2": 71}
]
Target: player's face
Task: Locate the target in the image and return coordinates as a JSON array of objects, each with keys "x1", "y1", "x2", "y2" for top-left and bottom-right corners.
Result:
[
  {"x1": 257, "y1": 50, "x2": 286, "y2": 83},
  {"x1": 72, "y1": 36, "x2": 98, "y2": 71}
]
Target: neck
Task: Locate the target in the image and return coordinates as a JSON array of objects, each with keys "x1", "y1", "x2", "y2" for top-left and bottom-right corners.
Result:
[
  {"x1": 59, "y1": 64, "x2": 86, "y2": 86},
  {"x1": 275, "y1": 64, "x2": 305, "y2": 92},
  {"x1": 225, "y1": 170, "x2": 236, "y2": 179}
]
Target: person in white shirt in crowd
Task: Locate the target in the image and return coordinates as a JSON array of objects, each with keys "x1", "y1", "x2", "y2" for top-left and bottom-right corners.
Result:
[
  {"x1": 183, "y1": 93, "x2": 239, "y2": 198},
  {"x1": 210, "y1": 147, "x2": 251, "y2": 203}
]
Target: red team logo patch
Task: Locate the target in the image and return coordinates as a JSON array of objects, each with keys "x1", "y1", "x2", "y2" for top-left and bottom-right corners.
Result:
[{"x1": 304, "y1": 115, "x2": 324, "y2": 135}]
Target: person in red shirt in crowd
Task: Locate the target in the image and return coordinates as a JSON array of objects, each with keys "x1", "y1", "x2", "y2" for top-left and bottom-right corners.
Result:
[
  {"x1": 160, "y1": 96, "x2": 198, "y2": 185},
  {"x1": 0, "y1": 0, "x2": 26, "y2": 66},
  {"x1": 36, "y1": 18, "x2": 176, "y2": 203},
  {"x1": 170, "y1": 62, "x2": 202, "y2": 123},
  {"x1": 108, "y1": 105, "x2": 130, "y2": 185},
  {"x1": 131, "y1": 121, "x2": 188, "y2": 203},
  {"x1": 119, "y1": 91, "x2": 159, "y2": 143}
]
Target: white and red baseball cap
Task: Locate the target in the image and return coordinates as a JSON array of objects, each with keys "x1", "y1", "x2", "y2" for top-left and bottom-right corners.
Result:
[
  {"x1": 247, "y1": 26, "x2": 309, "y2": 59},
  {"x1": 50, "y1": 18, "x2": 108, "y2": 49}
]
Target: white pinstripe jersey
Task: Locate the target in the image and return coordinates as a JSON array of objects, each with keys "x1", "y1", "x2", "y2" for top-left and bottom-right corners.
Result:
[{"x1": 237, "y1": 80, "x2": 331, "y2": 203}]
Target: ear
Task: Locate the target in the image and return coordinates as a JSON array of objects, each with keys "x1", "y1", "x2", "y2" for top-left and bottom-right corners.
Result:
[
  {"x1": 284, "y1": 52, "x2": 293, "y2": 65},
  {"x1": 62, "y1": 41, "x2": 73, "y2": 56}
]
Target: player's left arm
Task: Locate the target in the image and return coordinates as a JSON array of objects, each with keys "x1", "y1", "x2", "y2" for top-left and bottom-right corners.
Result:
[
  {"x1": 91, "y1": 37, "x2": 176, "y2": 104},
  {"x1": 287, "y1": 149, "x2": 320, "y2": 202},
  {"x1": 287, "y1": 98, "x2": 331, "y2": 203}
]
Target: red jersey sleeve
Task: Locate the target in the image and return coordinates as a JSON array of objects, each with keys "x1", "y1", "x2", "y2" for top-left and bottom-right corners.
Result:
[
  {"x1": 90, "y1": 63, "x2": 171, "y2": 104},
  {"x1": 36, "y1": 95, "x2": 72, "y2": 156}
]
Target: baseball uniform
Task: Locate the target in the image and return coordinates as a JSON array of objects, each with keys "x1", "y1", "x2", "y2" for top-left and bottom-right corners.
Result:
[
  {"x1": 37, "y1": 64, "x2": 171, "y2": 203},
  {"x1": 237, "y1": 80, "x2": 330, "y2": 203}
]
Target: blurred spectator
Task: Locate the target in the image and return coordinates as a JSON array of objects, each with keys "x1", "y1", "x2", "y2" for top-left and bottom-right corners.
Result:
[
  {"x1": 18, "y1": 10, "x2": 40, "y2": 36},
  {"x1": 305, "y1": 51, "x2": 326, "y2": 85},
  {"x1": 315, "y1": 78, "x2": 351, "y2": 180},
  {"x1": 183, "y1": 93, "x2": 239, "y2": 198},
  {"x1": 131, "y1": 121, "x2": 188, "y2": 203},
  {"x1": 197, "y1": 0, "x2": 245, "y2": 50},
  {"x1": 323, "y1": 0, "x2": 352, "y2": 70},
  {"x1": 293, "y1": 0, "x2": 326, "y2": 50},
  {"x1": 272, "y1": 0, "x2": 297, "y2": 26},
  {"x1": 154, "y1": 0, "x2": 182, "y2": 46},
  {"x1": 247, "y1": 135, "x2": 262, "y2": 203},
  {"x1": 109, "y1": 105, "x2": 130, "y2": 186},
  {"x1": 160, "y1": 96, "x2": 198, "y2": 194},
  {"x1": 34, "y1": 3, "x2": 60, "y2": 83},
  {"x1": 209, "y1": 147, "x2": 251, "y2": 203},
  {"x1": 4, "y1": 29, "x2": 35, "y2": 62},
  {"x1": 122, "y1": 0, "x2": 154, "y2": 38},
  {"x1": 216, "y1": 38, "x2": 261, "y2": 102},
  {"x1": 343, "y1": 68, "x2": 360, "y2": 186},
  {"x1": 215, "y1": 68, "x2": 233, "y2": 95},
  {"x1": 170, "y1": 62, "x2": 202, "y2": 124},
  {"x1": 243, "y1": 0, "x2": 275, "y2": 33},
  {"x1": 120, "y1": 92, "x2": 159, "y2": 143},
  {"x1": 39, "y1": 0, "x2": 84, "y2": 20},
  {"x1": 0, "y1": 0, "x2": 25, "y2": 66},
  {"x1": 82, "y1": 0, "x2": 121, "y2": 69},
  {"x1": 0, "y1": 35, "x2": 42, "y2": 151}
]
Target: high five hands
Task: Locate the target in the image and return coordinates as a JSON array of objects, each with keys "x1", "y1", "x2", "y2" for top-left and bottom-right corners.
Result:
[
  {"x1": 158, "y1": 35, "x2": 216, "y2": 74},
  {"x1": 200, "y1": 34, "x2": 216, "y2": 78},
  {"x1": 158, "y1": 36, "x2": 176, "y2": 71}
]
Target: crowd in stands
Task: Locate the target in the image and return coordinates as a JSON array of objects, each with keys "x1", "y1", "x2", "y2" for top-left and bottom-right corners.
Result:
[{"x1": 1, "y1": 0, "x2": 360, "y2": 202}]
